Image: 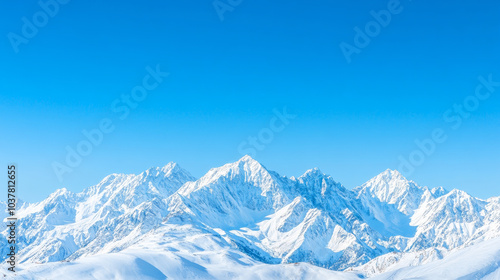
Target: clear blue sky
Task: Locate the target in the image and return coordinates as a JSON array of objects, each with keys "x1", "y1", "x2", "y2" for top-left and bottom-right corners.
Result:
[{"x1": 1, "y1": 0, "x2": 499, "y2": 202}]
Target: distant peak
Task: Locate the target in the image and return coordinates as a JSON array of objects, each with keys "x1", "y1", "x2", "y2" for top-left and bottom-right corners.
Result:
[
  {"x1": 374, "y1": 169, "x2": 409, "y2": 184},
  {"x1": 233, "y1": 155, "x2": 267, "y2": 171},
  {"x1": 180, "y1": 155, "x2": 274, "y2": 195},
  {"x1": 161, "y1": 162, "x2": 179, "y2": 173},
  {"x1": 381, "y1": 169, "x2": 403, "y2": 177},
  {"x1": 238, "y1": 155, "x2": 258, "y2": 163},
  {"x1": 201, "y1": 155, "x2": 264, "y2": 177},
  {"x1": 52, "y1": 187, "x2": 69, "y2": 196},
  {"x1": 46, "y1": 187, "x2": 73, "y2": 201},
  {"x1": 431, "y1": 186, "x2": 447, "y2": 196},
  {"x1": 163, "y1": 161, "x2": 177, "y2": 168},
  {"x1": 359, "y1": 168, "x2": 419, "y2": 195},
  {"x1": 141, "y1": 162, "x2": 193, "y2": 180},
  {"x1": 447, "y1": 188, "x2": 470, "y2": 197},
  {"x1": 301, "y1": 167, "x2": 323, "y2": 178}
]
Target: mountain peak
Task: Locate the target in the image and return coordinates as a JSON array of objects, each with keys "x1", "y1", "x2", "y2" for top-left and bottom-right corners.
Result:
[
  {"x1": 160, "y1": 162, "x2": 191, "y2": 177},
  {"x1": 380, "y1": 169, "x2": 405, "y2": 180},
  {"x1": 431, "y1": 186, "x2": 447, "y2": 197},
  {"x1": 161, "y1": 161, "x2": 178, "y2": 172},
  {"x1": 179, "y1": 155, "x2": 273, "y2": 196},
  {"x1": 139, "y1": 162, "x2": 193, "y2": 180},
  {"x1": 366, "y1": 169, "x2": 416, "y2": 192},
  {"x1": 232, "y1": 155, "x2": 269, "y2": 176},
  {"x1": 360, "y1": 169, "x2": 412, "y2": 190},
  {"x1": 231, "y1": 155, "x2": 267, "y2": 173},
  {"x1": 300, "y1": 167, "x2": 324, "y2": 178},
  {"x1": 237, "y1": 154, "x2": 259, "y2": 164},
  {"x1": 45, "y1": 188, "x2": 73, "y2": 202},
  {"x1": 446, "y1": 188, "x2": 472, "y2": 198},
  {"x1": 356, "y1": 169, "x2": 425, "y2": 215}
]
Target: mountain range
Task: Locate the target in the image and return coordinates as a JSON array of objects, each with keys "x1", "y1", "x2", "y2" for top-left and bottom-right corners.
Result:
[{"x1": 3, "y1": 156, "x2": 500, "y2": 279}]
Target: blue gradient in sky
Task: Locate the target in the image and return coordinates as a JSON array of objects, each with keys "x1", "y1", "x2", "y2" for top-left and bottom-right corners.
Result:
[{"x1": 1, "y1": 0, "x2": 499, "y2": 202}]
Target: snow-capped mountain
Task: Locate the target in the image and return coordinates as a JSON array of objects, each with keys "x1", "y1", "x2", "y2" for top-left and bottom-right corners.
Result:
[
  {"x1": 3, "y1": 156, "x2": 500, "y2": 279},
  {"x1": 354, "y1": 169, "x2": 446, "y2": 216},
  {"x1": 3, "y1": 162, "x2": 195, "y2": 263}
]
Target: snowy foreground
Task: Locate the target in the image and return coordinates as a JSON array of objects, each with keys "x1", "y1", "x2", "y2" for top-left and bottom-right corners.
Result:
[
  {"x1": 2, "y1": 156, "x2": 500, "y2": 279},
  {"x1": 10, "y1": 234, "x2": 500, "y2": 279},
  {"x1": 9, "y1": 232, "x2": 500, "y2": 280}
]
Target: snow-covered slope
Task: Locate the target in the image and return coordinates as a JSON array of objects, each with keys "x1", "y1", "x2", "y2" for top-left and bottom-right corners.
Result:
[
  {"x1": 371, "y1": 236, "x2": 500, "y2": 280},
  {"x1": 1, "y1": 163, "x2": 195, "y2": 263},
  {"x1": 9, "y1": 228, "x2": 500, "y2": 279},
  {"x1": 2, "y1": 156, "x2": 499, "y2": 279}
]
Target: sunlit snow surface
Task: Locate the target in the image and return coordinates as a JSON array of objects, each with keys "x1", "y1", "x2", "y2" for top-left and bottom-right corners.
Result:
[
  {"x1": 9, "y1": 233, "x2": 500, "y2": 280},
  {"x1": 3, "y1": 156, "x2": 500, "y2": 279}
]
